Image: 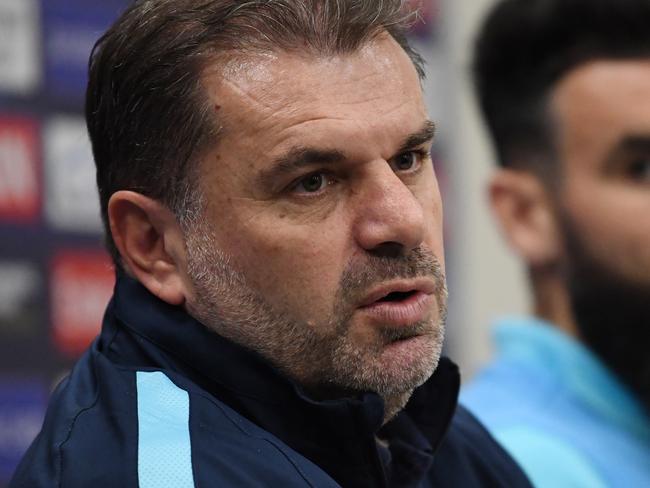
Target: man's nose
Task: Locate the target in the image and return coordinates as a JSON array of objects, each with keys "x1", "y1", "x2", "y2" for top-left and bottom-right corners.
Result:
[{"x1": 352, "y1": 165, "x2": 426, "y2": 257}]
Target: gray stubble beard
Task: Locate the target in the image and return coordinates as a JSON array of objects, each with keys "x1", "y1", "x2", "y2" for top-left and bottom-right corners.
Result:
[{"x1": 183, "y1": 224, "x2": 447, "y2": 417}]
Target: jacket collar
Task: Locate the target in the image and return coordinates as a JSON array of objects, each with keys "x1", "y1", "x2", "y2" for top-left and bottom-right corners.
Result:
[
  {"x1": 494, "y1": 316, "x2": 650, "y2": 442},
  {"x1": 105, "y1": 273, "x2": 460, "y2": 487}
]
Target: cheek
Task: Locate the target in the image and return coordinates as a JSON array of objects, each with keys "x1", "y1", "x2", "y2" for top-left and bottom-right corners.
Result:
[
  {"x1": 224, "y1": 217, "x2": 350, "y2": 315},
  {"x1": 594, "y1": 216, "x2": 650, "y2": 281},
  {"x1": 417, "y1": 177, "x2": 445, "y2": 272},
  {"x1": 564, "y1": 184, "x2": 650, "y2": 281}
]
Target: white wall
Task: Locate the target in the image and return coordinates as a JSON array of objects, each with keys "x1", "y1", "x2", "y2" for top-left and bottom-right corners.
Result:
[{"x1": 436, "y1": 0, "x2": 531, "y2": 379}]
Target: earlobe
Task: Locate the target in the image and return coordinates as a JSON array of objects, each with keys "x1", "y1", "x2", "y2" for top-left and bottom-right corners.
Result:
[
  {"x1": 108, "y1": 191, "x2": 189, "y2": 305},
  {"x1": 488, "y1": 169, "x2": 561, "y2": 268}
]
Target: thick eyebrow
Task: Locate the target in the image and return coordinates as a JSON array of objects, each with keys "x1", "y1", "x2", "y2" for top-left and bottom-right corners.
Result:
[
  {"x1": 259, "y1": 147, "x2": 347, "y2": 185},
  {"x1": 612, "y1": 135, "x2": 650, "y2": 152},
  {"x1": 605, "y1": 134, "x2": 650, "y2": 167},
  {"x1": 396, "y1": 120, "x2": 437, "y2": 155},
  {"x1": 259, "y1": 120, "x2": 437, "y2": 186}
]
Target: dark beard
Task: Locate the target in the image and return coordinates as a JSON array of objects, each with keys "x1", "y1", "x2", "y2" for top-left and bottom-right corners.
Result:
[{"x1": 563, "y1": 223, "x2": 650, "y2": 414}]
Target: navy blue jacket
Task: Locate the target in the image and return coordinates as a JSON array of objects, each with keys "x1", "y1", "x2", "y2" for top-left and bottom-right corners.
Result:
[{"x1": 11, "y1": 275, "x2": 531, "y2": 487}]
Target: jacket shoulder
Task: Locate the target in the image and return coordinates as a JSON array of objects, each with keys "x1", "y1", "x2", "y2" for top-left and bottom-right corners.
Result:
[
  {"x1": 428, "y1": 405, "x2": 532, "y2": 487},
  {"x1": 11, "y1": 355, "x2": 339, "y2": 488},
  {"x1": 10, "y1": 350, "x2": 139, "y2": 488},
  {"x1": 181, "y1": 376, "x2": 339, "y2": 487}
]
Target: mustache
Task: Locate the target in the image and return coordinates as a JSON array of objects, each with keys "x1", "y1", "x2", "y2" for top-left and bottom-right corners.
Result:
[{"x1": 337, "y1": 246, "x2": 446, "y2": 307}]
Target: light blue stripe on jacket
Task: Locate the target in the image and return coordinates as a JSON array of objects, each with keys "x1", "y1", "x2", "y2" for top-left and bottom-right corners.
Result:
[{"x1": 137, "y1": 371, "x2": 195, "y2": 488}]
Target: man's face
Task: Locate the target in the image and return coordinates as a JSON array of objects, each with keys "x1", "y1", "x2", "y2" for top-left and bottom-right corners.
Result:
[
  {"x1": 183, "y1": 35, "x2": 446, "y2": 409},
  {"x1": 551, "y1": 60, "x2": 650, "y2": 407}
]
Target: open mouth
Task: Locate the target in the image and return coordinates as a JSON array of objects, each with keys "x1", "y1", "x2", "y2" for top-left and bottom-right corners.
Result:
[
  {"x1": 357, "y1": 280, "x2": 436, "y2": 328},
  {"x1": 376, "y1": 290, "x2": 418, "y2": 303}
]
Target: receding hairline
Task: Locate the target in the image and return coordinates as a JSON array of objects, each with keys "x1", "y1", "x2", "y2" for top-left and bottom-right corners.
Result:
[
  {"x1": 200, "y1": 28, "x2": 425, "y2": 83},
  {"x1": 196, "y1": 31, "x2": 426, "y2": 146},
  {"x1": 194, "y1": 29, "x2": 426, "y2": 147}
]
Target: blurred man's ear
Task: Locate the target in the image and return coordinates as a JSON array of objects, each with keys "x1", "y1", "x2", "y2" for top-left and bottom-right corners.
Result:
[
  {"x1": 108, "y1": 191, "x2": 189, "y2": 306},
  {"x1": 488, "y1": 168, "x2": 562, "y2": 268}
]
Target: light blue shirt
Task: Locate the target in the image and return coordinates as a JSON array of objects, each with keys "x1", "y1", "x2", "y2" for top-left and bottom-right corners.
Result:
[{"x1": 461, "y1": 317, "x2": 650, "y2": 488}]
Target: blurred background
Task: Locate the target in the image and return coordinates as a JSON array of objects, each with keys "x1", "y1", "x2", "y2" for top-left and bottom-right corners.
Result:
[{"x1": 0, "y1": 0, "x2": 528, "y2": 484}]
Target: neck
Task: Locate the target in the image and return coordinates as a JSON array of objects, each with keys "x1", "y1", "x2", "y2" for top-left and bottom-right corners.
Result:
[{"x1": 529, "y1": 266, "x2": 581, "y2": 339}]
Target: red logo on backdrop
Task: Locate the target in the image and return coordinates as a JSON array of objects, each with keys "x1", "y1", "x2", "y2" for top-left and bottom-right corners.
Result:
[
  {"x1": 50, "y1": 251, "x2": 115, "y2": 358},
  {"x1": 0, "y1": 117, "x2": 40, "y2": 222}
]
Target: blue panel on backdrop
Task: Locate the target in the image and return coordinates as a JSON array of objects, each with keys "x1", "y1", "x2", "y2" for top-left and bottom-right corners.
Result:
[
  {"x1": 41, "y1": 0, "x2": 129, "y2": 104},
  {"x1": 0, "y1": 380, "x2": 47, "y2": 483}
]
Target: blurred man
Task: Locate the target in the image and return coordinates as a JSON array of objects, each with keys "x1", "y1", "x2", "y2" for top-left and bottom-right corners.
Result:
[
  {"x1": 461, "y1": 0, "x2": 650, "y2": 486},
  {"x1": 11, "y1": 1, "x2": 530, "y2": 487}
]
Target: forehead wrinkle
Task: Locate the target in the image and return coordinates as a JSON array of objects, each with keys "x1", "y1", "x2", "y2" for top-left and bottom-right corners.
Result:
[
  {"x1": 202, "y1": 37, "x2": 428, "y2": 182},
  {"x1": 269, "y1": 117, "x2": 432, "y2": 172},
  {"x1": 220, "y1": 74, "x2": 407, "y2": 120},
  {"x1": 215, "y1": 76, "x2": 281, "y2": 115},
  {"x1": 211, "y1": 41, "x2": 419, "y2": 112}
]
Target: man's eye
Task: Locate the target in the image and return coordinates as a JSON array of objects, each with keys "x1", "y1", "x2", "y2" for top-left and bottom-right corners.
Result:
[
  {"x1": 395, "y1": 152, "x2": 416, "y2": 171},
  {"x1": 629, "y1": 157, "x2": 650, "y2": 181},
  {"x1": 293, "y1": 172, "x2": 330, "y2": 193},
  {"x1": 391, "y1": 151, "x2": 425, "y2": 172}
]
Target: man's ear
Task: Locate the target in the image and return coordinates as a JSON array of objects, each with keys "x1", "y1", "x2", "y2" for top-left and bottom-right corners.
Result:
[
  {"x1": 108, "y1": 191, "x2": 189, "y2": 306},
  {"x1": 488, "y1": 168, "x2": 562, "y2": 267}
]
